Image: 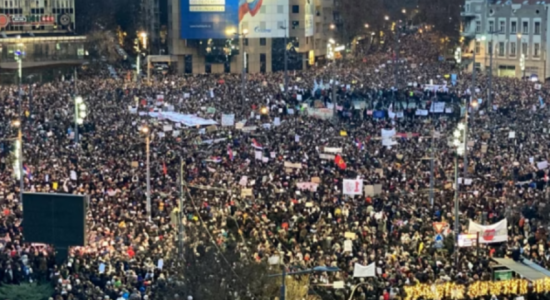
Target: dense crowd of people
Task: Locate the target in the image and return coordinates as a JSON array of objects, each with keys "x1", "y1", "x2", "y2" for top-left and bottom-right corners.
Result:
[{"x1": 0, "y1": 29, "x2": 549, "y2": 300}]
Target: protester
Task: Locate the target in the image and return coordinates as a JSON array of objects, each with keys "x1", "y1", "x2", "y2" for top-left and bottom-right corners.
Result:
[{"x1": 0, "y1": 29, "x2": 547, "y2": 300}]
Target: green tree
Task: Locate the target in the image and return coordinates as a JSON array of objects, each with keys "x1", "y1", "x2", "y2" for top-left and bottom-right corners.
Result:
[{"x1": 0, "y1": 283, "x2": 54, "y2": 300}]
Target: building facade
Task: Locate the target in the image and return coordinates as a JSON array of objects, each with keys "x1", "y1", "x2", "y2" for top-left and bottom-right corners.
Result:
[
  {"x1": 0, "y1": 0, "x2": 85, "y2": 81},
  {"x1": 167, "y1": 0, "x2": 335, "y2": 74},
  {"x1": 461, "y1": 0, "x2": 549, "y2": 80}
]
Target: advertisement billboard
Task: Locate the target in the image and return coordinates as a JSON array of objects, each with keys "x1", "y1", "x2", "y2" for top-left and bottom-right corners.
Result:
[
  {"x1": 180, "y1": 0, "x2": 289, "y2": 39},
  {"x1": 304, "y1": 0, "x2": 314, "y2": 37},
  {"x1": 180, "y1": 0, "x2": 240, "y2": 39},
  {"x1": 239, "y1": 0, "x2": 289, "y2": 38}
]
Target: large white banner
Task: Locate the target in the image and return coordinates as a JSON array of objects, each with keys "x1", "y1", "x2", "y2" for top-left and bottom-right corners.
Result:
[
  {"x1": 141, "y1": 111, "x2": 217, "y2": 127},
  {"x1": 467, "y1": 219, "x2": 508, "y2": 243},
  {"x1": 240, "y1": 0, "x2": 289, "y2": 38},
  {"x1": 304, "y1": 0, "x2": 315, "y2": 37}
]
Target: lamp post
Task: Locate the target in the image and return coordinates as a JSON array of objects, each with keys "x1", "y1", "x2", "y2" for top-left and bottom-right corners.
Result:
[
  {"x1": 280, "y1": 25, "x2": 288, "y2": 96},
  {"x1": 12, "y1": 119, "x2": 23, "y2": 203},
  {"x1": 140, "y1": 125, "x2": 151, "y2": 220},
  {"x1": 453, "y1": 123, "x2": 466, "y2": 267},
  {"x1": 135, "y1": 32, "x2": 147, "y2": 82},
  {"x1": 229, "y1": 29, "x2": 249, "y2": 106},
  {"x1": 74, "y1": 96, "x2": 86, "y2": 143},
  {"x1": 454, "y1": 47, "x2": 462, "y2": 71},
  {"x1": 517, "y1": 33, "x2": 526, "y2": 80}
]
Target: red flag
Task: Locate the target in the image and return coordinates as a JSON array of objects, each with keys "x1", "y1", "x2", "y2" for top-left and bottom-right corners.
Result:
[
  {"x1": 335, "y1": 154, "x2": 346, "y2": 170},
  {"x1": 163, "y1": 161, "x2": 167, "y2": 175}
]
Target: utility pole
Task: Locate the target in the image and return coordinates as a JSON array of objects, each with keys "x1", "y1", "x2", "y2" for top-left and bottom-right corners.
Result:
[
  {"x1": 429, "y1": 128, "x2": 435, "y2": 207},
  {"x1": 394, "y1": 21, "x2": 400, "y2": 97},
  {"x1": 179, "y1": 157, "x2": 185, "y2": 258},
  {"x1": 281, "y1": 24, "x2": 288, "y2": 96}
]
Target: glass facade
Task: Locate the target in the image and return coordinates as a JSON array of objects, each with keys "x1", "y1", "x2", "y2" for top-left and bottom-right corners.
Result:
[{"x1": 0, "y1": 39, "x2": 85, "y2": 63}]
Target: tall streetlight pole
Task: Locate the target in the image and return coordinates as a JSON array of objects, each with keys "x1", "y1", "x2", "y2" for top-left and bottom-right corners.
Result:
[
  {"x1": 178, "y1": 156, "x2": 185, "y2": 258},
  {"x1": 140, "y1": 125, "x2": 151, "y2": 220},
  {"x1": 240, "y1": 29, "x2": 249, "y2": 106},
  {"x1": 74, "y1": 96, "x2": 86, "y2": 143},
  {"x1": 12, "y1": 120, "x2": 23, "y2": 203},
  {"x1": 280, "y1": 25, "x2": 288, "y2": 96},
  {"x1": 518, "y1": 33, "x2": 526, "y2": 80},
  {"x1": 452, "y1": 123, "x2": 466, "y2": 267}
]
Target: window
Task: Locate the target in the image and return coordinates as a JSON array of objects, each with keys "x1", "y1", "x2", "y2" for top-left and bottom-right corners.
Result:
[
  {"x1": 244, "y1": 38, "x2": 249, "y2": 46},
  {"x1": 488, "y1": 20, "x2": 494, "y2": 32},
  {"x1": 534, "y1": 43, "x2": 540, "y2": 57},
  {"x1": 475, "y1": 21, "x2": 481, "y2": 33},
  {"x1": 511, "y1": 21, "x2": 517, "y2": 33},
  {"x1": 499, "y1": 20, "x2": 505, "y2": 32},
  {"x1": 523, "y1": 21, "x2": 529, "y2": 34},
  {"x1": 522, "y1": 42, "x2": 528, "y2": 56},
  {"x1": 292, "y1": 5, "x2": 299, "y2": 13},
  {"x1": 535, "y1": 21, "x2": 541, "y2": 35},
  {"x1": 488, "y1": 41, "x2": 493, "y2": 54},
  {"x1": 277, "y1": 5, "x2": 284, "y2": 13},
  {"x1": 510, "y1": 42, "x2": 516, "y2": 57},
  {"x1": 260, "y1": 5, "x2": 266, "y2": 14},
  {"x1": 475, "y1": 41, "x2": 481, "y2": 54},
  {"x1": 260, "y1": 38, "x2": 266, "y2": 46},
  {"x1": 260, "y1": 53, "x2": 266, "y2": 73},
  {"x1": 498, "y1": 42, "x2": 505, "y2": 56},
  {"x1": 292, "y1": 21, "x2": 299, "y2": 29}
]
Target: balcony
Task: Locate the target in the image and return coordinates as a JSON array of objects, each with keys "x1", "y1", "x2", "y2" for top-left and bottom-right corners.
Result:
[{"x1": 460, "y1": 9, "x2": 476, "y2": 19}]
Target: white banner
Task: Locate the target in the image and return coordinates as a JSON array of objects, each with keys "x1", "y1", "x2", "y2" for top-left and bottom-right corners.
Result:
[
  {"x1": 353, "y1": 263, "x2": 375, "y2": 278},
  {"x1": 430, "y1": 102, "x2": 445, "y2": 113},
  {"x1": 343, "y1": 179, "x2": 363, "y2": 195},
  {"x1": 319, "y1": 153, "x2": 335, "y2": 160},
  {"x1": 324, "y1": 147, "x2": 343, "y2": 154},
  {"x1": 221, "y1": 114, "x2": 235, "y2": 126},
  {"x1": 467, "y1": 219, "x2": 507, "y2": 243},
  {"x1": 142, "y1": 111, "x2": 217, "y2": 127},
  {"x1": 296, "y1": 182, "x2": 319, "y2": 192}
]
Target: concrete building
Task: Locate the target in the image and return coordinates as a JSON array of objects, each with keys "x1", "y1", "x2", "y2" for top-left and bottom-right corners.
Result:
[
  {"x1": 0, "y1": 0, "x2": 86, "y2": 82},
  {"x1": 461, "y1": 0, "x2": 549, "y2": 80},
  {"x1": 167, "y1": 0, "x2": 335, "y2": 74}
]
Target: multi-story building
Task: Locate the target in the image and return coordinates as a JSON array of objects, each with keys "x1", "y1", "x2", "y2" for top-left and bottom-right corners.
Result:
[
  {"x1": 0, "y1": 0, "x2": 86, "y2": 82},
  {"x1": 167, "y1": 0, "x2": 335, "y2": 74},
  {"x1": 461, "y1": 0, "x2": 548, "y2": 80}
]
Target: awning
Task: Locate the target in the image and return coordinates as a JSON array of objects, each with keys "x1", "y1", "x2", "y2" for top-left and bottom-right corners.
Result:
[{"x1": 492, "y1": 257, "x2": 550, "y2": 281}]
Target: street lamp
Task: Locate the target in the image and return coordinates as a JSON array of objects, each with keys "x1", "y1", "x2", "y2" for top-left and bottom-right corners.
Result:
[
  {"x1": 12, "y1": 119, "x2": 23, "y2": 203},
  {"x1": 520, "y1": 53, "x2": 526, "y2": 79},
  {"x1": 454, "y1": 47, "x2": 462, "y2": 64},
  {"x1": 140, "y1": 125, "x2": 151, "y2": 220},
  {"x1": 453, "y1": 123, "x2": 466, "y2": 267},
  {"x1": 74, "y1": 96, "x2": 86, "y2": 143},
  {"x1": 140, "y1": 31, "x2": 147, "y2": 49},
  {"x1": 330, "y1": 24, "x2": 335, "y2": 30},
  {"x1": 229, "y1": 28, "x2": 249, "y2": 106},
  {"x1": 384, "y1": 16, "x2": 389, "y2": 21},
  {"x1": 280, "y1": 25, "x2": 289, "y2": 96},
  {"x1": 364, "y1": 24, "x2": 369, "y2": 28},
  {"x1": 402, "y1": 8, "x2": 406, "y2": 14}
]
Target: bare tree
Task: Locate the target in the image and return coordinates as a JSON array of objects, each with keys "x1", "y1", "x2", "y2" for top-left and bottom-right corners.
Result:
[{"x1": 86, "y1": 31, "x2": 120, "y2": 63}]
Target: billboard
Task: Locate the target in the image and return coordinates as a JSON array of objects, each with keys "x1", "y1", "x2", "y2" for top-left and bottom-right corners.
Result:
[
  {"x1": 180, "y1": 0, "x2": 240, "y2": 39},
  {"x1": 239, "y1": 0, "x2": 289, "y2": 38},
  {"x1": 304, "y1": 0, "x2": 314, "y2": 37},
  {"x1": 180, "y1": 0, "x2": 289, "y2": 39}
]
